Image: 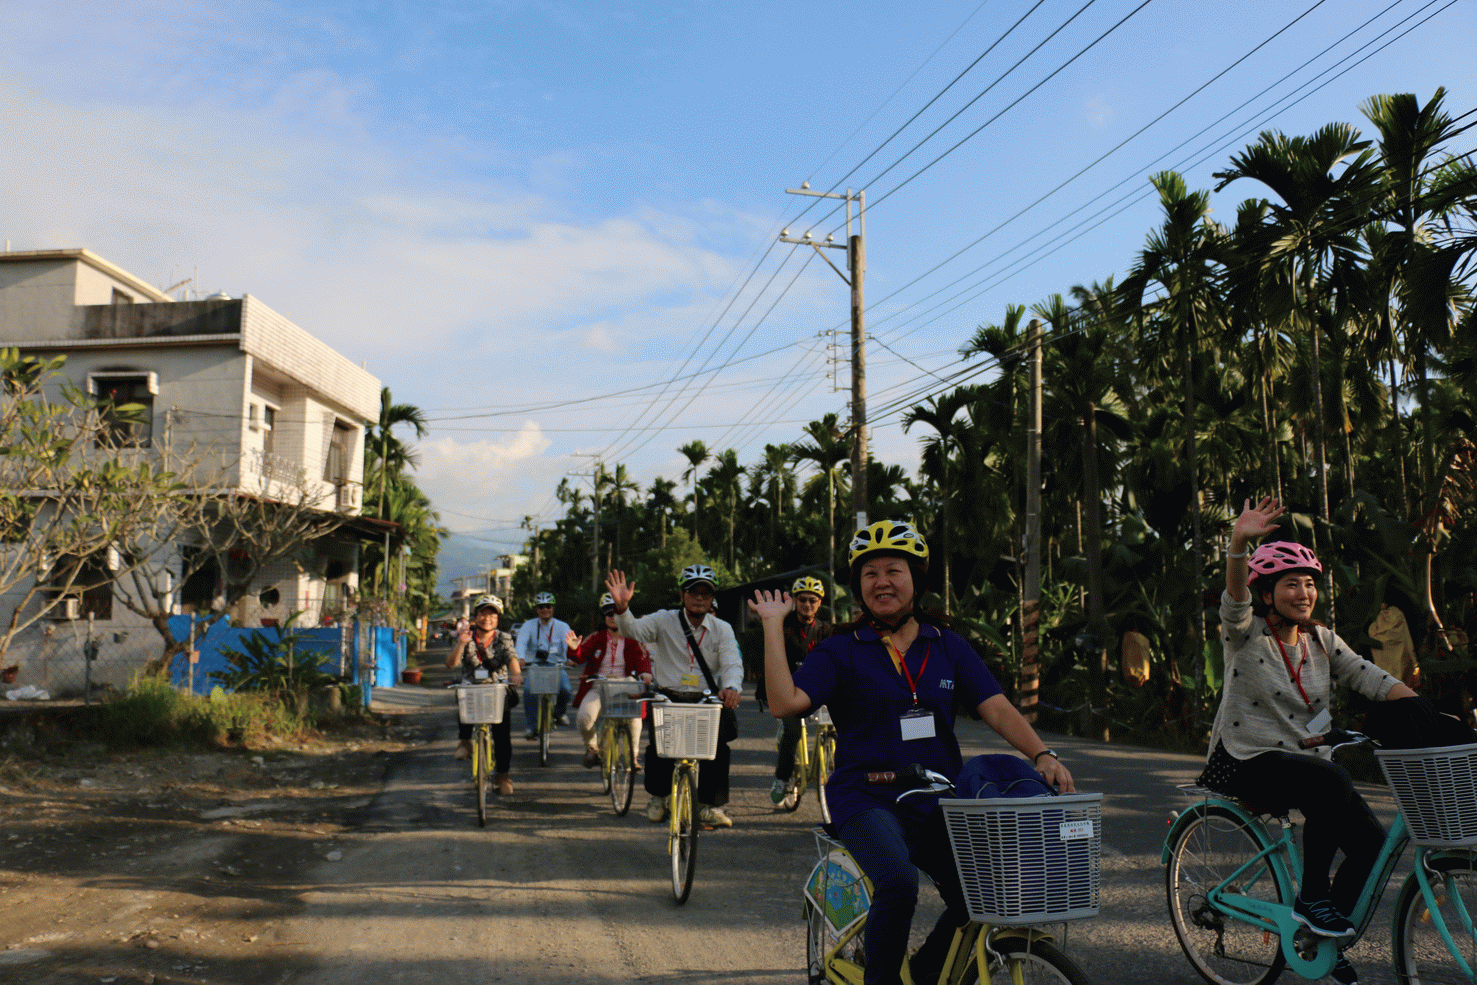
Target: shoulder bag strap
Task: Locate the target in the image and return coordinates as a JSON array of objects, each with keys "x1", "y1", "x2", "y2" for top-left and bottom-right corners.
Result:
[{"x1": 678, "y1": 611, "x2": 722, "y2": 694}]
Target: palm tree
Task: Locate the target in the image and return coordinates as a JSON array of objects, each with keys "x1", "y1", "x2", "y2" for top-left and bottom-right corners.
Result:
[
  {"x1": 1120, "y1": 171, "x2": 1227, "y2": 714},
  {"x1": 756, "y1": 443, "x2": 796, "y2": 541},
  {"x1": 646, "y1": 477, "x2": 678, "y2": 548},
  {"x1": 678, "y1": 440, "x2": 710, "y2": 539},
  {"x1": 794, "y1": 413, "x2": 849, "y2": 608},
  {"x1": 903, "y1": 386, "x2": 981, "y2": 614},
  {"x1": 1214, "y1": 125, "x2": 1381, "y2": 554},
  {"x1": 705, "y1": 449, "x2": 745, "y2": 571}
]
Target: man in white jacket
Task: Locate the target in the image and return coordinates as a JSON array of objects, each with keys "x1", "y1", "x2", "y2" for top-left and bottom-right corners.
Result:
[
  {"x1": 605, "y1": 564, "x2": 742, "y2": 829},
  {"x1": 515, "y1": 591, "x2": 577, "y2": 739}
]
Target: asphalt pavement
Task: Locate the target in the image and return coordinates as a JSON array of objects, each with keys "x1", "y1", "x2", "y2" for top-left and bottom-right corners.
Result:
[{"x1": 271, "y1": 655, "x2": 1408, "y2": 984}]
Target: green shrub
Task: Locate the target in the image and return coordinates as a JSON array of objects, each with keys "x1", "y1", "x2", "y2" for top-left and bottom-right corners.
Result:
[{"x1": 86, "y1": 676, "x2": 309, "y2": 750}]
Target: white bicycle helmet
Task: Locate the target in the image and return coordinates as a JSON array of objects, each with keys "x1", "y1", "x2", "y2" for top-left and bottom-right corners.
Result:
[
  {"x1": 600, "y1": 593, "x2": 617, "y2": 612},
  {"x1": 472, "y1": 594, "x2": 503, "y2": 614},
  {"x1": 533, "y1": 591, "x2": 556, "y2": 606},
  {"x1": 679, "y1": 564, "x2": 718, "y2": 590}
]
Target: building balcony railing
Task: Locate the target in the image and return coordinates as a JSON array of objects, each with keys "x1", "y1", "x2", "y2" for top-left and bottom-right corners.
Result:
[{"x1": 245, "y1": 448, "x2": 307, "y2": 486}]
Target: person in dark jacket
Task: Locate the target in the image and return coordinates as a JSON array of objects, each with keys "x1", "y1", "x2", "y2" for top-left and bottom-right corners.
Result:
[{"x1": 758, "y1": 575, "x2": 831, "y2": 807}]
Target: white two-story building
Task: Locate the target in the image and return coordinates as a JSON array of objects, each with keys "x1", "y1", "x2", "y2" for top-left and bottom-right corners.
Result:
[{"x1": 0, "y1": 248, "x2": 389, "y2": 691}]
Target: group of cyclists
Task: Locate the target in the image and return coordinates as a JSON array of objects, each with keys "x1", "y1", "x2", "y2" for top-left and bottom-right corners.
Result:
[{"x1": 444, "y1": 508, "x2": 1473, "y2": 985}]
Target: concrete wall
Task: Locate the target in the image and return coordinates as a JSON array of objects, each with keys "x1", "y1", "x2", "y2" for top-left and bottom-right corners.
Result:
[
  {"x1": 240, "y1": 295, "x2": 378, "y2": 423},
  {"x1": 0, "y1": 258, "x2": 80, "y2": 343}
]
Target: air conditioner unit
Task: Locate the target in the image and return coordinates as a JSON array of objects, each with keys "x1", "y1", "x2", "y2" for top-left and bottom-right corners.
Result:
[{"x1": 51, "y1": 597, "x2": 80, "y2": 620}]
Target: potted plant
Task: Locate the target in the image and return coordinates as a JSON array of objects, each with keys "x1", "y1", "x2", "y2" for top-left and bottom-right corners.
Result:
[{"x1": 401, "y1": 655, "x2": 422, "y2": 685}]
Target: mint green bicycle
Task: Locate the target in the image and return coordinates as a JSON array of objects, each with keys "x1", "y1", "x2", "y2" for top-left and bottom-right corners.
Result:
[{"x1": 1164, "y1": 730, "x2": 1477, "y2": 985}]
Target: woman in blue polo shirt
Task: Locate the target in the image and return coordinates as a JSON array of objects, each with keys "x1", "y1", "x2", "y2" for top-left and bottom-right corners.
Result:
[{"x1": 750, "y1": 519, "x2": 1074, "y2": 985}]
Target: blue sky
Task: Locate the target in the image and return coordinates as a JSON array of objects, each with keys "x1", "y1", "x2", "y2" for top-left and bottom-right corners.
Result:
[{"x1": 3, "y1": 1, "x2": 1475, "y2": 591}]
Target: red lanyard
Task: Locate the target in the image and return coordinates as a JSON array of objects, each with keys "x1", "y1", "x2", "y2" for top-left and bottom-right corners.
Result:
[
  {"x1": 883, "y1": 635, "x2": 931, "y2": 706},
  {"x1": 685, "y1": 624, "x2": 707, "y2": 668},
  {"x1": 798, "y1": 620, "x2": 819, "y2": 652},
  {"x1": 1272, "y1": 632, "x2": 1314, "y2": 711}
]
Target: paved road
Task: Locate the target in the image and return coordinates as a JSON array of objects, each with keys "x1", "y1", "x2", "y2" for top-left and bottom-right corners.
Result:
[{"x1": 274, "y1": 669, "x2": 1410, "y2": 984}]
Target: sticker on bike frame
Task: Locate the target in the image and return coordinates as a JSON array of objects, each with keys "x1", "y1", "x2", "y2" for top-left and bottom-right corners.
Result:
[
  {"x1": 900, "y1": 708, "x2": 936, "y2": 741},
  {"x1": 1059, "y1": 819, "x2": 1093, "y2": 842}
]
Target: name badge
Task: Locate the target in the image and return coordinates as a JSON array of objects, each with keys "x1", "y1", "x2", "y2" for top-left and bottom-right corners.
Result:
[
  {"x1": 900, "y1": 708, "x2": 936, "y2": 741},
  {"x1": 473, "y1": 668, "x2": 489, "y2": 680},
  {"x1": 680, "y1": 673, "x2": 704, "y2": 689}
]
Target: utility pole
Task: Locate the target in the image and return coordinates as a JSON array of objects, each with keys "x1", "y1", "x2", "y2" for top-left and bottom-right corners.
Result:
[
  {"x1": 1020, "y1": 319, "x2": 1044, "y2": 723},
  {"x1": 520, "y1": 515, "x2": 541, "y2": 593},
  {"x1": 571, "y1": 456, "x2": 605, "y2": 595},
  {"x1": 781, "y1": 184, "x2": 868, "y2": 530}
]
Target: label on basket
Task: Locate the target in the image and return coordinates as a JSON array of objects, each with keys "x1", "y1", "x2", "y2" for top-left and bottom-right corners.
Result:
[
  {"x1": 474, "y1": 668, "x2": 489, "y2": 680},
  {"x1": 1059, "y1": 819, "x2": 1093, "y2": 842}
]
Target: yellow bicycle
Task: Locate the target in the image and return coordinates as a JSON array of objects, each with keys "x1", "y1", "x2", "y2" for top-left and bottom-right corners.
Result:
[
  {"x1": 453, "y1": 681, "x2": 508, "y2": 827},
  {"x1": 780, "y1": 705, "x2": 838, "y2": 823},
  {"x1": 806, "y1": 768, "x2": 1100, "y2": 984},
  {"x1": 594, "y1": 676, "x2": 643, "y2": 816},
  {"x1": 643, "y1": 690, "x2": 723, "y2": 904}
]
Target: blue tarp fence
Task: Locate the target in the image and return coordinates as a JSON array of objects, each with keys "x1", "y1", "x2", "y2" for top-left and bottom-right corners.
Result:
[{"x1": 167, "y1": 616, "x2": 405, "y2": 708}]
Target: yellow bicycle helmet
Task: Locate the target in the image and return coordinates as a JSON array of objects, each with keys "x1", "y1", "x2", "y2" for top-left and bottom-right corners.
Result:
[
  {"x1": 791, "y1": 576, "x2": 826, "y2": 599},
  {"x1": 848, "y1": 519, "x2": 929, "y2": 569}
]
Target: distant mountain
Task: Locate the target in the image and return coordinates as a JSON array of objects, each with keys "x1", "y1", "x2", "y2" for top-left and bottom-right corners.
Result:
[{"x1": 435, "y1": 530, "x2": 524, "y2": 595}]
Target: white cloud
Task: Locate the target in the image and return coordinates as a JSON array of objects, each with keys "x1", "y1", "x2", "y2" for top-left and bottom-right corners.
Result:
[
  {"x1": 1085, "y1": 95, "x2": 1114, "y2": 130},
  {"x1": 414, "y1": 422, "x2": 560, "y2": 533}
]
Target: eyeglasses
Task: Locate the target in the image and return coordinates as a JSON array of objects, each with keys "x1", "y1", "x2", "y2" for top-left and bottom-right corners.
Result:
[{"x1": 683, "y1": 588, "x2": 715, "y2": 599}]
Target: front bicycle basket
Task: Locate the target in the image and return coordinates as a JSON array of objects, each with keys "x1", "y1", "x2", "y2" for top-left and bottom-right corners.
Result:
[
  {"x1": 526, "y1": 664, "x2": 562, "y2": 696},
  {"x1": 1376, "y1": 742, "x2": 1477, "y2": 847},
  {"x1": 652, "y1": 703, "x2": 721, "y2": 760},
  {"x1": 940, "y1": 793, "x2": 1103, "y2": 924},
  {"x1": 597, "y1": 678, "x2": 644, "y2": 719},
  {"x1": 455, "y1": 683, "x2": 507, "y2": 725}
]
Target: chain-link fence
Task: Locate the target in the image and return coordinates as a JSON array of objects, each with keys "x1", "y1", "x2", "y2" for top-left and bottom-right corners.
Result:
[{"x1": 1, "y1": 624, "x2": 168, "y2": 702}]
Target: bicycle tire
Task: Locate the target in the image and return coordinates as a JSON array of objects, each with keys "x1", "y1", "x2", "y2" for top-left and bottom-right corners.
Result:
[
  {"x1": 538, "y1": 697, "x2": 551, "y2": 767},
  {"x1": 601, "y1": 721, "x2": 613, "y2": 795},
  {"x1": 1392, "y1": 852, "x2": 1477, "y2": 984},
  {"x1": 816, "y1": 732, "x2": 835, "y2": 825},
  {"x1": 963, "y1": 937, "x2": 1091, "y2": 985},
  {"x1": 671, "y1": 766, "x2": 697, "y2": 904},
  {"x1": 474, "y1": 728, "x2": 489, "y2": 828},
  {"x1": 611, "y1": 724, "x2": 635, "y2": 816},
  {"x1": 1166, "y1": 803, "x2": 1288, "y2": 985}
]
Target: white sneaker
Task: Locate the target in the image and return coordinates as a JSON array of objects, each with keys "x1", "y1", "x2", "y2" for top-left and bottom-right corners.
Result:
[
  {"x1": 698, "y1": 805, "x2": 733, "y2": 828},
  {"x1": 646, "y1": 794, "x2": 667, "y2": 823},
  {"x1": 770, "y1": 778, "x2": 787, "y2": 806}
]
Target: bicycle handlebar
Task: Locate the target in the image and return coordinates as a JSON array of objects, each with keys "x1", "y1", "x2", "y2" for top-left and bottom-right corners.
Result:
[{"x1": 1299, "y1": 728, "x2": 1371, "y2": 751}]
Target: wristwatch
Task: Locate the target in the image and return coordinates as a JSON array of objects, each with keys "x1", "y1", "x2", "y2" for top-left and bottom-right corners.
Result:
[{"x1": 1032, "y1": 749, "x2": 1060, "y2": 765}]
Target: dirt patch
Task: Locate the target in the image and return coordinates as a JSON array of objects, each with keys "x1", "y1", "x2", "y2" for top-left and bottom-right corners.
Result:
[{"x1": 0, "y1": 711, "x2": 435, "y2": 984}]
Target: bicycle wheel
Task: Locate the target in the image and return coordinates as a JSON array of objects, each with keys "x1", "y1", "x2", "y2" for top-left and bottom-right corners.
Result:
[
  {"x1": 671, "y1": 766, "x2": 698, "y2": 904},
  {"x1": 1166, "y1": 803, "x2": 1288, "y2": 985},
  {"x1": 473, "y1": 727, "x2": 489, "y2": 828},
  {"x1": 610, "y1": 723, "x2": 635, "y2": 817},
  {"x1": 600, "y1": 721, "x2": 613, "y2": 795},
  {"x1": 1392, "y1": 852, "x2": 1477, "y2": 984},
  {"x1": 964, "y1": 937, "x2": 1091, "y2": 985},
  {"x1": 783, "y1": 727, "x2": 807, "y2": 812},
  {"x1": 815, "y1": 731, "x2": 836, "y2": 825},
  {"x1": 538, "y1": 697, "x2": 551, "y2": 767}
]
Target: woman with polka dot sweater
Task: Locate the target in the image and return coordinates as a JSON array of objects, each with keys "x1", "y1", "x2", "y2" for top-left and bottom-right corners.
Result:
[{"x1": 1202, "y1": 498, "x2": 1416, "y2": 981}]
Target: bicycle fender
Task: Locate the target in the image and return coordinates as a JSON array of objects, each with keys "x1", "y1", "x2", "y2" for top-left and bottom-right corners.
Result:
[
  {"x1": 987, "y1": 926, "x2": 1056, "y2": 947},
  {"x1": 1161, "y1": 799, "x2": 1269, "y2": 865}
]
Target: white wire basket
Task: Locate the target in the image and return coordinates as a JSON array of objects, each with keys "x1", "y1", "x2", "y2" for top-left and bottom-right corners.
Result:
[
  {"x1": 526, "y1": 664, "x2": 563, "y2": 696},
  {"x1": 652, "y1": 702, "x2": 722, "y2": 760},
  {"x1": 940, "y1": 793, "x2": 1103, "y2": 925},
  {"x1": 455, "y1": 683, "x2": 507, "y2": 725},
  {"x1": 1376, "y1": 742, "x2": 1477, "y2": 847},
  {"x1": 597, "y1": 678, "x2": 644, "y2": 719}
]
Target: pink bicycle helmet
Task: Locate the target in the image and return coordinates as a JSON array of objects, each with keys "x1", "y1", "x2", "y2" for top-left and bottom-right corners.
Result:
[{"x1": 1247, "y1": 541, "x2": 1322, "y2": 586}]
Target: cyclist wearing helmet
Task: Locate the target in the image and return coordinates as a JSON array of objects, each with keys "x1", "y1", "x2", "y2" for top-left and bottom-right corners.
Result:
[
  {"x1": 446, "y1": 595, "x2": 522, "y2": 795},
  {"x1": 757, "y1": 575, "x2": 832, "y2": 808},
  {"x1": 750, "y1": 520, "x2": 1073, "y2": 985},
  {"x1": 1204, "y1": 497, "x2": 1415, "y2": 981},
  {"x1": 515, "y1": 591, "x2": 580, "y2": 740},
  {"x1": 569, "y1": 593, "x2": 654, "y2": 769},
  {"x1": 604, "y1": 563, "x2": 743, "y2": 829}
]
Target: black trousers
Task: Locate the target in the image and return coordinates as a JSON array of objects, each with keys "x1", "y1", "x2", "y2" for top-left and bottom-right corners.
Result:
[
  {"x1": 775, "y1": 716, "x2": 804, "y2": 780},
  {"x1": 1226, "y1": 749, "x2": 1385, "y2": 913},
  {"x1": 458, "y1": 718, "x2": 512, "y2": 773},
  {"x1": 643, "y1": 728, "x2": 732, "y2": 806}
]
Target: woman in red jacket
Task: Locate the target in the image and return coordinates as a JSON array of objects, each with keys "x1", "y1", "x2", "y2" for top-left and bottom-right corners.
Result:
[{"x1": 570, "y1": 593, "x2": 653, "y2": 768}]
